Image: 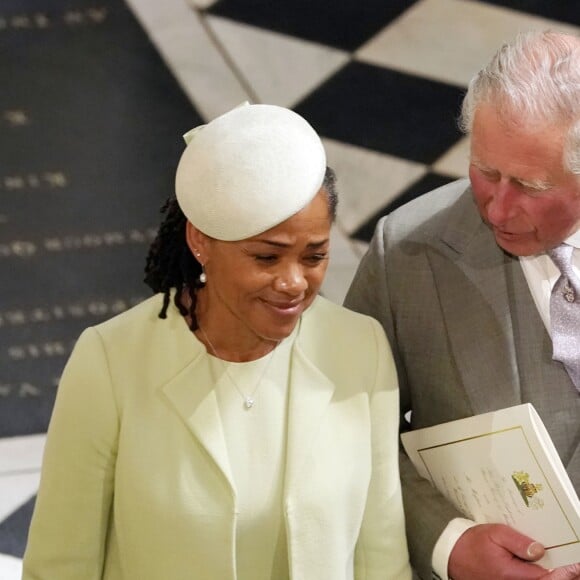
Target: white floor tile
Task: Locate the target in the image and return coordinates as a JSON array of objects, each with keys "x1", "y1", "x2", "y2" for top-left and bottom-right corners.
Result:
[
  {"x1": 0, "y1": 435, "x2": 46, "y2": 475},
  {"x1": 322, "y1": 226, "x2": 362, "y2": 305},
  {"x1": 323, "y1": 138, "x2": 426, "y2": 235},
  {"x1": 186, "y1": 0, "x2": 218, "y2": 9},
  {"x1": 0, "y1": 473, "x2": 40, "y2": 523},
  {"x1": 206, "y1": 16, "x2": 349, "y2": 108},
  {"x1": 321, "y1": 263, "x2": 358, "y2": 306},
  {"x1": 350, "y1": 239, "x2": 370, "y2": 259},
  {"x1": 125, "y1": 0, "x2": 250, "y2": 121},
  {"x1": 357, "y1": 0, "x2": 580, "y2": 88},
  {"x1": 0, "y1": 553, "x2": 22, "y2": 580},
  {"x1": 432, "y1": 136, "x2": 470, "y2": 178}
]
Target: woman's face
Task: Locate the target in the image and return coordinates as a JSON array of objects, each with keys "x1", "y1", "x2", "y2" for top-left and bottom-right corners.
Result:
[{"x1": 189, "y1": 188, "x2": 332, "y2": 353}]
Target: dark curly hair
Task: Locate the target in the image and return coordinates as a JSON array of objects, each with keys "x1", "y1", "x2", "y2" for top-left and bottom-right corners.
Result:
[{"x1": 144, "y1": 167, "x2": 338, "y2": 330}]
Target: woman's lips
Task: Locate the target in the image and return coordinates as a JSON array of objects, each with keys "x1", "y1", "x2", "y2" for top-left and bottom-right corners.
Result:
[{"x1": 262, "y1": 299, "x2": 303, "y2": 316}]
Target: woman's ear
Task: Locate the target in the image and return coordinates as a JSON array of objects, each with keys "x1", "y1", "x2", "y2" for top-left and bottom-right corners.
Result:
[{"x1": 185, "y1": 222, "x2": 208, "y2": 263}]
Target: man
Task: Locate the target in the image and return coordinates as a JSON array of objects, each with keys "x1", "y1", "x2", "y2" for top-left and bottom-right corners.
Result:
[{"x1": 345, "y1": 30, "x2": 580, "y2": 580}]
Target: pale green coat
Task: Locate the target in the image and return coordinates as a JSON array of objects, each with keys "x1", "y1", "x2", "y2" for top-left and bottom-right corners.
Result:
[{"x1": 23, "y1": 294, "x2": 410, "y2": 580}]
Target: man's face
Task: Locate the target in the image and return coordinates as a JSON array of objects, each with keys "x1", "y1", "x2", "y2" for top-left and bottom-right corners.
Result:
[{"x1": 469, "y1": 103, "x2": 580, "y2": 256}]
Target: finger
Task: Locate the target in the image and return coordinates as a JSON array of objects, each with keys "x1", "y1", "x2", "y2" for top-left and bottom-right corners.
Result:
[{"x1": 489, "y1": 525, "x2": 545, "y2": 562}]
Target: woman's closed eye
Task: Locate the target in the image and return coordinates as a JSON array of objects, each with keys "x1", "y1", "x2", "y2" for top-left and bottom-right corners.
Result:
[
  {"x1": 254, "y1": 254, "x2": 279, "y2": 263},
  {"x1": 305, "y1": 253, "x2": 328, "y2": 264}
]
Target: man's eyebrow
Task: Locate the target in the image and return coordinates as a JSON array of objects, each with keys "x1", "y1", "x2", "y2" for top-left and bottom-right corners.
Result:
[
  {"x1": 470, "y1": 159, "x2": 552, "y2": 191},
  {"x1": 470, "y1": 157, "x2": 494, "y2": 171},
  {"x1": 512, "y1": 177, "x2": 552, "y2": 191}
]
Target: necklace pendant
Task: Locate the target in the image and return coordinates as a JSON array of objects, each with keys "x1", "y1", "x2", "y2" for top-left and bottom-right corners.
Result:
[{"x1": 244, "y1": 397, "x2": 255, "y2": 409}]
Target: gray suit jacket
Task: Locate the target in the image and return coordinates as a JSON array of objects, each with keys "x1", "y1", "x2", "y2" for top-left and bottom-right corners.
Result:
[{"x1": 345, "y1": 179, "x2": 580, "y2": 579}]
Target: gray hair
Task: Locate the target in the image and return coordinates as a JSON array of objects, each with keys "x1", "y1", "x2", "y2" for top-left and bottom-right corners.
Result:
[{"x1": 459, "y1": 30, "x2": 580, "y2": 175}]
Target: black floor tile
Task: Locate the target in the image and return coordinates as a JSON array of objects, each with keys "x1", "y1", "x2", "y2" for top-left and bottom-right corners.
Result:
[
  {"x1": 476, "y1": 0, "x2": 580, "y2": 26},
  {"x1": 207, "y1": 0, "x2": 418, "y2": 51},
  {"x1": 295, "y1": 62, "x2": 465, "y2": 164},
  {"x1": 0, "y1": 496, "x2": 35, "y2": 558}
]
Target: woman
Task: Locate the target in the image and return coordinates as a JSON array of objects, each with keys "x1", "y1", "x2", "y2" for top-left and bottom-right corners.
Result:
[{"x1": 23, "y1": 104, "x2": 411, "y2": 580}]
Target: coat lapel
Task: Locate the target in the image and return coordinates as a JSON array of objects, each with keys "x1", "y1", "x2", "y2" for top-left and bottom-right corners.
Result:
[
  {"x1": 432, "y1": 190, "x2": 521, "y2": 413},
  {"x1": 162, "y1": 353, "x2": 235, "y2": 493},
  {"x1": 284, "y1": 320, "x2": 336, "y2": 494},
  {"x1": 158, "y1": 300, "x2": 340, "y2": 502}
]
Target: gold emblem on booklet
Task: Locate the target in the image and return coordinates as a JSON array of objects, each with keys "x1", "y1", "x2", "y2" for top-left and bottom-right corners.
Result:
[{"x1": 512, "y1": 471, "x2": 544, "y2": 509}]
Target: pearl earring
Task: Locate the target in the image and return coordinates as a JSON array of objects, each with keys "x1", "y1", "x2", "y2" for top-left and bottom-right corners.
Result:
[{"x1": 192, "y1": 249, "x2": 206, "y2": 283}]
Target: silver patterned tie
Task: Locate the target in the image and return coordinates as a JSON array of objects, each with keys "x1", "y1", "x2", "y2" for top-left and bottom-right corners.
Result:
[{"x1": 548, "y1": 243, "x2": 580, "y2": 392}]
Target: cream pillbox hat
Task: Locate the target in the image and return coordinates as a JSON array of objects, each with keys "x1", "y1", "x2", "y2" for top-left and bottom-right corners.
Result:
[{"x1": 175, "y1": 103, "x2": 326, "y2": 241}]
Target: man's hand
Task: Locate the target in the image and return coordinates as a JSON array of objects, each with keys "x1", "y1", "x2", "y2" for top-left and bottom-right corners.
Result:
[{"x1": 448, "y1": 523, "x2": 547, "y2": 580}]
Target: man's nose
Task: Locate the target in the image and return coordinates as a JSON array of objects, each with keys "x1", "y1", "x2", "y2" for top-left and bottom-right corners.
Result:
[{"x1": 485, "y1": 180, "x2": 519, "y2": 226}]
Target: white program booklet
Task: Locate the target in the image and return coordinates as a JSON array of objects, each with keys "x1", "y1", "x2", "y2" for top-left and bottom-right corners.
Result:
[{"x1": 401, "y1": 403, "x2": 580, "y2": 568}]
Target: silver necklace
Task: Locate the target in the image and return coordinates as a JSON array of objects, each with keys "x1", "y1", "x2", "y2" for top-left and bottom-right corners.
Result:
[{"x1": 198, "y1": 325, "x2": 279, "y2": 410}]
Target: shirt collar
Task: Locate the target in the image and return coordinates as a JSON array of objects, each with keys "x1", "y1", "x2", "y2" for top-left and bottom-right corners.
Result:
[{"x1": 564, "y1": 229, "x2": 580, "y2": 250}]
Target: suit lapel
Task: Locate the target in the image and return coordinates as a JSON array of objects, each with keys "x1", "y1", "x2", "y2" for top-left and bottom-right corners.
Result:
[
  {"x1": 507, "y1": 261, "x2": 580, "y2": 489},
  {"x1": 506, "y1": 258, "x2": 555, "y2": 397},
  {"x1": 432, "y1": 190, "x2": 521, "y2": 413}
]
